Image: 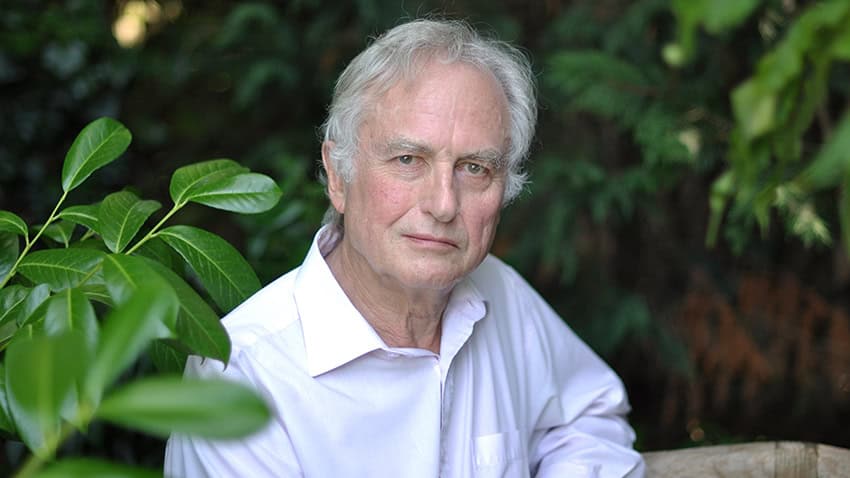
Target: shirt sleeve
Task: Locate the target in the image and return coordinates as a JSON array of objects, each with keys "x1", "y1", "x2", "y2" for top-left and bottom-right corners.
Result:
[
  {"x1": 510, "y1": 272, "x2": 645, "y2": 477},
  {"x1": 163, "y1": 354, "x2": 303, "y2": 478}
]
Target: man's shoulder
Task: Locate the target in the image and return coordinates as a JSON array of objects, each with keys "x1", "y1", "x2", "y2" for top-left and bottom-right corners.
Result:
[
  {"x1": 222, "y1": 266, "x2": 302, "y2": 352},
  {"x1": 469, "y1": 254, "x2": 529, "y2": 295}
]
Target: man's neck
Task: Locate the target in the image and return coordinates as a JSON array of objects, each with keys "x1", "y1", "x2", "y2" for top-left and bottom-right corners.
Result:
[{"x1": 324, "y1": 237, "x2": 448, "y2": 354}]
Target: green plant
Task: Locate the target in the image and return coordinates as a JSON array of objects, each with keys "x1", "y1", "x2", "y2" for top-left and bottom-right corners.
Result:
[
  {"x1": 0, "y1": 117, "x2": 280, "y2": 477},
  {"x1": 666, "y1": 0, "x2": 850, "y2": 253}
]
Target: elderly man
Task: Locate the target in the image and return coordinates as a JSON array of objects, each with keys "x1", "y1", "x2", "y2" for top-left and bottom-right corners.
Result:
[{"x1": 165, "y1": 19, "x2": 644, "y2": 477}]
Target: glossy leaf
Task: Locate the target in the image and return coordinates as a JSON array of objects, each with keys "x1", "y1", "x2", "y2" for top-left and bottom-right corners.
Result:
[
  {"x1": 132, "y1": 236, "x2": 177, "y2": 269},
  {"x1": 0, "y1": 363, "x2": 16, "y2": 436},
  {"x1": 44, "y1": 288, "x2": 99, "y2": 353},
  {"x1": 0, "y1": 232, "x2": 18, "y2": 281},
  {"x1": 96, "y1": 376, "x2": 271, "y2": 439},
  {"x1": 41, "y1": 220, "x2": 76, "y2": 247},
  {"x1": 6, "y1": 332, "x2": 88, "y2": 457},
  {"x1": 0, "y1": 285, "x2": 30, "y2": 327},
  {"x1": 16, "y1": 283, "x2": 51, "y2": 326},
  {"x1": 0, "y1": 210, "x2": 28, "y2": 237},
  {"x1": 61, "y1": 117, "x2": 132, "y2": 192},
  {"x1": 169, "y1": 159, "x2": 247, "y2": 207},
  {"x1": 58, "y1": 203, "x2": 101, "y2": 235},
  {"x1": 99, "y1": 191, "x2": 161, "y2": 253},
  {"x1": 188, "y1": 173, "x2": 282, "y2": 213},
  {"x1": 146, "y1": 259, "x2": 230, "y2": 362},
  {"x1": 17, "y1": 248, "x2": 105, "y2": 291},
  {"x1": 149, "y1": 339, "x2": 189, "y2": 374},
  {"x1": 101, "y1": 254, "x2": 177, "y2": 332},
  {"x1": 84, "y1": 281, "x2": 178, "y2": 403},
  {"x1": 158, "y1": 225, "x2": 260, "y2": 313},
  {"x1": 35, "y1": 458, "x2": 160, "y2": 478}
]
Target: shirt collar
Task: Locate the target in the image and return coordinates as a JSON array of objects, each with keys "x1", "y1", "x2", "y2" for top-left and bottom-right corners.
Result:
[
  {"x1": 295, "y1": 226, "x2": 386, "y2": 377},
  {"x1": 295, "y1": 226, "x2": 489, "y2": 377}
]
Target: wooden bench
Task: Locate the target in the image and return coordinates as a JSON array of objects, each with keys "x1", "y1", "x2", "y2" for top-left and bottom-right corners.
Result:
[{"x1": 643, "y1": 442, "x2": 850, "y2": 477}]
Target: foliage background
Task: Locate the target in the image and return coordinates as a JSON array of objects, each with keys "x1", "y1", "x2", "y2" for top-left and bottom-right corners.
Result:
[{"x1": 2, "y1": 0, "x2": 849, "y2": 471}]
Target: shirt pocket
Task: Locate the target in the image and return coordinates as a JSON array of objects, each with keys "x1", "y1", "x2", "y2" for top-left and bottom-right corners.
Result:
[{"x1": 472, "y1": 429, "x2": 530, "y2": 478}]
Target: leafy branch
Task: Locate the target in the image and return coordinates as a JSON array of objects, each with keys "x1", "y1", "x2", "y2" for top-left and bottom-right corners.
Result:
[{"x1": 0, "y1": 117, "x2": 280, "y2": 476}]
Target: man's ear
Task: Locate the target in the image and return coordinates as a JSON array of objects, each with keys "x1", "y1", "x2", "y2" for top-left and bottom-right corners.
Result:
[{"x1": 322, "y1": 141, "x2": 346, "y2": 214}]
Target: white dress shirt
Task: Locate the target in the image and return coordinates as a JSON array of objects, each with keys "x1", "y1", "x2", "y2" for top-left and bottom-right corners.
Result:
[{"x1": 164, "y1": 227, "x2": 645, "y2": 477}]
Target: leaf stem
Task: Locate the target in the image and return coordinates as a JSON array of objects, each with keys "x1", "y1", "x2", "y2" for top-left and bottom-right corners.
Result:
[
  {"x1": 125, "y1": 203, "x2": 183, "y2": 255},
  {"x1": 0, "y1": 190, "x2": 69, "y2": 289}
]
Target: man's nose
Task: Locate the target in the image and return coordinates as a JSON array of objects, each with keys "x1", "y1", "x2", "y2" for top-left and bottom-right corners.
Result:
[{"x1": 422, "y1": 167, "x2": 459, "y2": 222}]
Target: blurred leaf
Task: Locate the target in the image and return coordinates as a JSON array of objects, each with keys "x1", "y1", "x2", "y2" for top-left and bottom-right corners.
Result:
[
  {"x1": 796, "y1": 112, "x2": 850, "y2": 190},
  {"x1": 44, "y1": 288, "x2": 98, "y2": 353},
  {"x1": 84, "y1": 281, "x2": 178, "y2": 404},
  {"x1": 17, "y1": 249, "x2": 105, "y2": 291},
  {"x1": 731, "y1": 80, "x2": 776, "y2": 140},
  {"x1": 41, "y1": 220, "x2": 76, "y2": 247},
  {"x1": 149, "y1": 339, "x2": 189, "y2": 374},
  {"x1": 0, "y1": 210, "x2": 28, "y2": 237},
  {"x1": 145, "y1": 259, "x2": 230, "y2": 362},
  {"x1": 701, "y1": 0, "x2": 762, "y2": 34},
  {"x1": 35, "y1": 458, "x2": 160, "y2": 478},
  {"x1": 158, "y1": 225, "x2": 260, "y2": 313},
  {"x1": 96, "y1": 376, "x2": 271, "y2": 439},
  {"x1": 6, "y1": 332, "x2": 88, "y2": 457},
  {"x1": 61, "y1": 117, "x2": 132, "y2": 192},
  {"x1": 0, "y1": 232, "x2": 19, "y2": 280},
  {"x1": 78, "y1": 283, "x2": 113, "y2": 307},
  {"x1": 99, "y1": 191, "x2": 161, "y2": 253},
  {"x1": 0, "y1": 363, "x2": 16, "y2": 436},
  {"x1": 189, "y1": 173, "x2": 282, "y2": 214},
  {"x1": 58, "y1": 203, "x2": 101, "y2": 235},
  {"x1": 169, "y1": 159, "x2": 247, "y2": 207}
]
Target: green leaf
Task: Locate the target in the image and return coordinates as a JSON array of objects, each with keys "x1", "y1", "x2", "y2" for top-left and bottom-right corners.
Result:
[
  {"x1": 17, "y1": 249, "x2": 105, "y2": 292},
  {"x1": 16, "y1": 283, "x2": 51, "y2": 326},
  {"x1": 101, "y1": 254, "x2": 177, "y2": 331},
  {"x1": 41, "y1": 220, "x2": 77, "y2": 247},
  {"x1": 188, "y1": 173, "x2": 282, "y2": 213},
  {"x1": 701, "y1": 0, "x2": 762, "y2": 34},
  {"x1": 132, "y1": 236, "x2": 177, "y2": 269},
  {"x1": 61, "y1": 117, "x2": 132, "y2": 192},
  {"x1": 158, "y1": 225, "x2": 260, "y2": 313},
  {"x1": 96, "y1": 376, "x2": 271, "y2": 439},
  {"x1": 35, "y1": 458, "x2": 160, "y2": 478},
  {"x1": 6, "y1": 332, "x2": 88, "y2": 457},
  {"x1": 84, "y1": 281, "x2": 178, "y2": 404},
  {"x1": 58, "y1": 203, "x2": 101, "y2": 235},
  {"x1": 145, "y1": 259, "x2": 230, "y2": 362},
  {"x1": 797, "y1": 113, "x2": 850, "y2": 190},
  {"x1": 99, "y1": 191, "x2": 161, "y2": 253},
  {"x1": 0, "y1": 232, "x2": 19, "y2": 281},
  {"x1": 44, "y1": 288, "x2": 99, "y2": 353},
  {"x1": 78, "y1": 283, "x2": 114, "y2": 307},
  {"x1": 0, "y1": 363, "x2": 17, "y2": 436},
  {"x1": 0, "y1": 211, "x2": 28, "y2": 237},
  {"x1": 169, "y1": 159, "x2": 248, "y2": 207},
  {"x1": 149, "y1": 339, "x2": 189, "y2": 374},
  {"x1": 732, "y1": 79, "x2": 776, "y2": 140},
  {"x1": 0, "y1": 285, "x2": 29, "y2": 327}
]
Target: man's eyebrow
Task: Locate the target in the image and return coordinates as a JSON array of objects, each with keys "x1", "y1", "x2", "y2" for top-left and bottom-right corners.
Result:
[
  {"x1": 382, "y1": 137, "x2": 506, "y2": 167},
  {"x1": 381, "y1": 137, "x2": 434, "y2": 156}
]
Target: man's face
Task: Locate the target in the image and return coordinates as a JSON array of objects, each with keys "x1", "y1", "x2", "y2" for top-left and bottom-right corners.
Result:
[{"x1": 325, "y1": 60, "x2": 510, "y2": 294}]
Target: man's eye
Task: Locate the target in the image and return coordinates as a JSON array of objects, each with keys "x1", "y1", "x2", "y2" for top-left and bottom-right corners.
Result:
[
  {"x1": 464, "y1": 163, "x2": 487, "y2": 175},
  {"x1": 397, "y1": 155, "x2": 415, "y2": 165}
]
